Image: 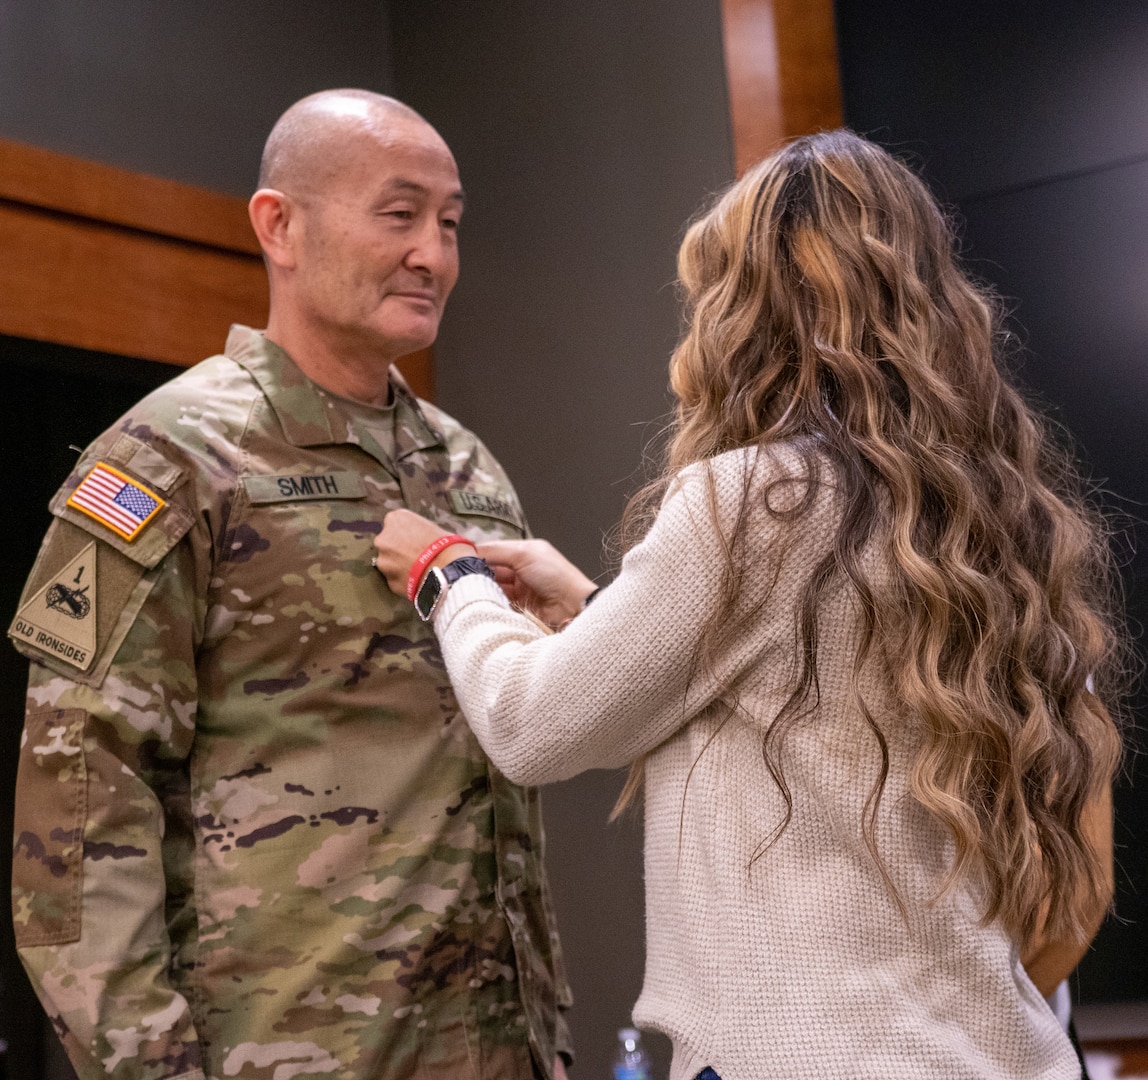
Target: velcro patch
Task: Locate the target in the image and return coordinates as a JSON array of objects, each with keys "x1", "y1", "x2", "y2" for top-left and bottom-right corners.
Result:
[
  {"x1": 66, "y1": 462, "x2": 165, "y2": 542},
  {"x1": 243, "y1": 471, "x2": 367, "y2": 503},
  {"x1": 449, "y1": 489, "x2": 521, "y2": 527}
]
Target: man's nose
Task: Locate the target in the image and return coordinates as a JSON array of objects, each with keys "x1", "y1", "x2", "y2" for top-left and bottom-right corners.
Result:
[{"x1": 404, "y1": 219, "x2": 456, "y2": 277}]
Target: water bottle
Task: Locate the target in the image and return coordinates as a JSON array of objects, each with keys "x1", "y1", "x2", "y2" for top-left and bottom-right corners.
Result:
[{"x1": 613, "y1": 1027, "x2": 650, "y2": 1080}]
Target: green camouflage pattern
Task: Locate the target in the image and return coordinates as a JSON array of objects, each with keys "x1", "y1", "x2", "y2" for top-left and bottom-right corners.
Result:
[{"x1": 9, "y1": 326, "x2": 573, "y2": 1080}]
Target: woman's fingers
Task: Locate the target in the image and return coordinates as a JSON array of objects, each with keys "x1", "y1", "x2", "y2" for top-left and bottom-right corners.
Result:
[
  {"x1": 374, "y1": 509, "x2": 451, "y2": 593},
  {"x1": 475, "y1": 539, "x2": 534, "y2": 568}
]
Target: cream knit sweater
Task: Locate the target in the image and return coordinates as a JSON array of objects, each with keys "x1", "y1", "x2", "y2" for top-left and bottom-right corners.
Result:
[{"x1": 433, "y1": 443, "x2": 1080, "y2": 1080}]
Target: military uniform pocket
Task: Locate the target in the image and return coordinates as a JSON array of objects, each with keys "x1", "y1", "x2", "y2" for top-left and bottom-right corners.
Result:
[{"x1": 12, "y1": 709, "x2": 88, "y2": 947}]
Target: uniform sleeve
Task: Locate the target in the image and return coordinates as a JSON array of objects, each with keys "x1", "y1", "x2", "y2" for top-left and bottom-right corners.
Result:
[
  {"x1": 432, "y1": 405, "x2": 578, "y2": 1053},
  {"x1": 550, "y1": 926, "x2": 576, "y2": 1065},
  {"x1": 432, "y1": 459, "x2": 789, "y2": 786},
  {"x1": 12, "y1": 517, "x2": 208, "y2": 1080}
]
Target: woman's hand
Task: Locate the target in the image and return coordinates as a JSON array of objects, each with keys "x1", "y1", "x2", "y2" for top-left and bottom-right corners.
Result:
[
  {"x1": 373, "y1": 509, "x2": 474, "y2": 597},
  {"x1": 476, "y1": 539, "x2": 599, "y2": 628}
]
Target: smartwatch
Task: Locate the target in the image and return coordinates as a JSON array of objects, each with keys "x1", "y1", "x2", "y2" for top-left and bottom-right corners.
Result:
[{"x1": 414, "y1": 556, "x2": 496, "y2": 621}]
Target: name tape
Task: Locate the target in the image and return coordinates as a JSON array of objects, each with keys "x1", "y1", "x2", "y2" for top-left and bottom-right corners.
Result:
[
  {"x1": 243, "y1": 472, "x2": 367, "y2": 504},
  {"x1": 449, "y1": 489, "x2": 521, "y2": 527}
]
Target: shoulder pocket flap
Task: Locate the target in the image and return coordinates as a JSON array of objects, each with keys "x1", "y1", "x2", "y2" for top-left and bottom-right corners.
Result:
[
  {"x1": 107, "y1": 433, "x2": 186, "y2": 493},
  {"x1": 242, "y1": 471, "x2": 367, "y2": 503},
  {"x1": 50, "y1": 464, "x2": 194, "y2": 569}
]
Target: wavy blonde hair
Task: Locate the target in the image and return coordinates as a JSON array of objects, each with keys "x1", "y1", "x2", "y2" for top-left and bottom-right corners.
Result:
[{"x1": 620, "y1": 130, "x2": 1123, "y2": 951}]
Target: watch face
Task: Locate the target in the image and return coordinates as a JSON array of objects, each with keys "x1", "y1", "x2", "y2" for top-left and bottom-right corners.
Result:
[{"x1": 415, "y1": 568, "x2": 444, "y2": 621}]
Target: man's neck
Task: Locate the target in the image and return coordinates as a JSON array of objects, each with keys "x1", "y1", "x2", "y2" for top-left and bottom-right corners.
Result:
[{"x1": 264, "y1": 314, "x2": 396, "y2": 407}]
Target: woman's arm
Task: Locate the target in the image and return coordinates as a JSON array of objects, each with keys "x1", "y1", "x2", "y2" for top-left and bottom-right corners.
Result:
[
  {"x1": 478, "y1": 538, "x2": 600, "y2": 628},
  {"x1": 1020, "y1": 782, "x2": 1114, "y2": 997},
  {"x1": 374, "y1": 463, "x2": 786, "y2": 784}
]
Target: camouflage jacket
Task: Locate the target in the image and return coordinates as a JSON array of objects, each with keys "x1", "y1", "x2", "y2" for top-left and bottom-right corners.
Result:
[{"x1": 8, "y1": 326, "x2": 573, "y2": 1080}]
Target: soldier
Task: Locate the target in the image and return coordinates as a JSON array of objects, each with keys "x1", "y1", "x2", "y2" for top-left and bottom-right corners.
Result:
[{"x1": 8, "y1": 90, "x2": 572, "y2": 1080}]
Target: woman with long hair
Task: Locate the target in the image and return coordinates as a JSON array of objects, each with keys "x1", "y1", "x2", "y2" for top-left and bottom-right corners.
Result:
[{"x1": 373, "y1": 130, "x2": 1122, "y2": 1079}]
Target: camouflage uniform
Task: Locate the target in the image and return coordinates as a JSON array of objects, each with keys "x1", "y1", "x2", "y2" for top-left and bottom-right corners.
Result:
[{"x1": 8, "y1": 326, "x2": 573, "y2": 1080}]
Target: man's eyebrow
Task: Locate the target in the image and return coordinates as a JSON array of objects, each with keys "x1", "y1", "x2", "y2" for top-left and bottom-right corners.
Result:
[{"x1": 381, "y1": 178, "x2": 466, "y2": 204}]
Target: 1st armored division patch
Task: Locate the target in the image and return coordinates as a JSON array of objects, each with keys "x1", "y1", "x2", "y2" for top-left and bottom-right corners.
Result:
[
  {"x1": 9, "y1": 515, "x2": 170, "y2": 684},
  {"x1": 66, "y1": 462, "x2": 165, "y2": 542},
  {"x1": 11, "y1": 542, "x2": 98, "y2": 670}
]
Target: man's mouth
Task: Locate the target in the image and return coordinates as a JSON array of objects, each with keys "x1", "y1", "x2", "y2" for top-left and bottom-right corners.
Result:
[{"x1": 391, "y1": 290, "x2": 437, "y2": 306}]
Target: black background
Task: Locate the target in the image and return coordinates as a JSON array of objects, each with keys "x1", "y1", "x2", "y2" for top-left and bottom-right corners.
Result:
[
  {"x1": 0, "y1": 337, "x2": 176, "y2": 1079},
  {"x1": 835, "y1": 0, "x2": 1148, "y2": 1001}
]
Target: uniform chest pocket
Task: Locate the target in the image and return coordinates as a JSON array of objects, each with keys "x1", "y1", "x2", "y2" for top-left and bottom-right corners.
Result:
[
  {"x1": 220, "y1": 474, "x2": 392, "y2": 634},
  {"x1": 229, "y1": 472, "x2": 384, "y2": 576}
]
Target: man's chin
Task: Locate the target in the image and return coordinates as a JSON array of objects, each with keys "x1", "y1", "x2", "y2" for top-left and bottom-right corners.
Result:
[{"x1": 378, "y1": 321, "x2": 439, "y2": 359}]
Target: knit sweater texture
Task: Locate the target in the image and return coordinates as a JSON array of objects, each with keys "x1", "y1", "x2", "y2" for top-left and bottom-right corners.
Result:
[{"x1": 433, "y1": 442, "x2": 1080, "y2": 1080}]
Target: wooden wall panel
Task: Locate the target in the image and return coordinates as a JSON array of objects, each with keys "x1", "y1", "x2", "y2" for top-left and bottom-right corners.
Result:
[
  {"x1": 395, "y1": 347, "x2": 434, "y2": 402},
  {"x1": 0, "y1": 137, "x2": 434, "y2": 400},
  {"x1": 0, "y1": 200, "x2": 268, "y2": 367},
  {"x1": 0, "y1": 137, "x2": 262, "y2": 255},
  {"x1": 720, "y1": 0, "x2": 843, "y2": 175}
]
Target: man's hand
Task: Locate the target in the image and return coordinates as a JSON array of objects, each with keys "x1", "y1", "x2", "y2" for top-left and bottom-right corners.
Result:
[
  {"x1": 373, "y1": 509, "x2": 472, "y2": 596},
  {"x1": 476, "y1": 539, "x2": 598, "y2": 628}
]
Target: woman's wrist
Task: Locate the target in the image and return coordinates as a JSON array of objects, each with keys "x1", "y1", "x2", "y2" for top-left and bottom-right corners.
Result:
[
  {"x1": 429, "y1": 543, "x2": 482, "y2": 573},
  {"x1": 555, "y1": 579, "x2": 602, "y2": 625},
  {"x1": 406, "y1": 534, "x2": 476, "y2": 602}
]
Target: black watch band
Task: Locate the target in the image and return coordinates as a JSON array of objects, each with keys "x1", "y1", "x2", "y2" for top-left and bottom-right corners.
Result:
[
  {"x1": 441, "y1": 556, "x2": 496, "y2": 587},
  {"x1": 414, "y1": 556, "x2": 496, "y2": 621}
]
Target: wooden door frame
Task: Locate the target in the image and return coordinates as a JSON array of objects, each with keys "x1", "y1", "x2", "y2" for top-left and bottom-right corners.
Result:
[{"x1": 719, "y1": 0, "x2": 844, "y2": 174}]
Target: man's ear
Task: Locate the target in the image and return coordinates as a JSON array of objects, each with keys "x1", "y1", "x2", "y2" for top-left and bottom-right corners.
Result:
[{"x1": 249, "y1": 189, "x2": 297, "y2": 269}]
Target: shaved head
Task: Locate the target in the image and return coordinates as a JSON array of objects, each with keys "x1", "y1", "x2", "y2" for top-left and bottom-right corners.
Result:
[
  {"x1": 258, "y1": 89, "x2": 444, "y2": 196},
  {"x1": 249, "y1": 88, "x2": 463, "y2": 392}
]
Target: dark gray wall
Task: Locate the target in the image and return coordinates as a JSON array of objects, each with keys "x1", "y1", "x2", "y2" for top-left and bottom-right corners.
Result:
[
  {"x1": 388, "y1": 3, "x2": 735, "y2": 1076},
  {"x1": 836, "y1": 0, "x2": 1148, "y2": 1003},
  {"x1": 0, "y1": 0, "x2": 393, "y2": 195}
]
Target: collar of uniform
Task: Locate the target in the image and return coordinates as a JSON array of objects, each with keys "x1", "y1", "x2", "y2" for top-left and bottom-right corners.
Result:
[
  {"x1": 226, "y1": 325, "x2": 339, "y2": 447},
  {"x1": 387, "y1": 362, "x2": 447, "y2": 461},
  {"x1": 225, "y1": 326, "x2": 444, "y2": 460}
]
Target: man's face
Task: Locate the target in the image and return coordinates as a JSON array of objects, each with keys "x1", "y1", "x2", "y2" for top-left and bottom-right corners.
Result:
[{"x1": 291, "y1": 118, "x2": 464, "y2": 362}]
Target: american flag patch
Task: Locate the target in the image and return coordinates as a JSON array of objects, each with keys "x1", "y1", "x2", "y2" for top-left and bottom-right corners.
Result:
[{"x1": 66, "y1": 462, "x2": 165, "y2": 541}]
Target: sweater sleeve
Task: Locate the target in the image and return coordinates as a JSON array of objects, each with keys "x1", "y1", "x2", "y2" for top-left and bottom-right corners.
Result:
[{"x1": 433, "y1": 458, "x2": 786, "y2": 785}]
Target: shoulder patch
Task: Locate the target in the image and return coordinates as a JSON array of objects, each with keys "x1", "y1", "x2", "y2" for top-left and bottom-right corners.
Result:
[
  {"x1": 11, "y1": 542, "x2": 98, "y2": 670},
  {"x1": 9, "y1": 519, "x2": 164, "y2": 684},
  {"x1": 66, "y1": 462, "x2": 165, "y2": 542}
]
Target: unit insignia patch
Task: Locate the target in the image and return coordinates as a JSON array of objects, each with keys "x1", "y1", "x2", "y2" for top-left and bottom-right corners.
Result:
[{"x1": 10, "y1": 541, "x2": 98, "y2": 670}]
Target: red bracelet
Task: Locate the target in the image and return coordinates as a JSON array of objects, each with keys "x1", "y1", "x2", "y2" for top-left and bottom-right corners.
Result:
[{"x1": 406, "y1": 534, "x2": 475, "y2": 602}]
